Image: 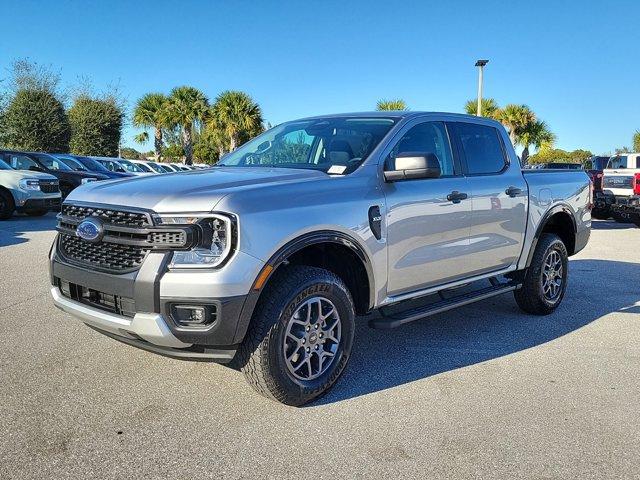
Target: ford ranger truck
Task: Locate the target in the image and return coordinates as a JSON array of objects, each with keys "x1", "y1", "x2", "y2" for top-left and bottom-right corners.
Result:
[
  {"x1": 0, "y1": 157, "x2": 61, "y2": 219},
  {"x1": 49, "y1": 112, "x2": 591, "y2": 406}
]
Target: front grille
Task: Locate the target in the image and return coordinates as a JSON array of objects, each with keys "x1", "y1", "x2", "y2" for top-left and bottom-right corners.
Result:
[
  {"x1": 39, "y1": 180, "x2": 60, "y2": 194},
  {"x1": 62, "y1": 204, "x2": 151, "y2": 227},
  {"x1": 60, "y1": 233, "x2": 149, "y2": 271},
  {"x1": 56, "y1": 203, "x2": 193, "y2": 273}
]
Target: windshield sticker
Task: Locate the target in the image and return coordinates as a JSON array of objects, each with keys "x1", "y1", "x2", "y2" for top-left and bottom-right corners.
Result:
[{"x1": 327, "y1": 165, "x2": 347, "y2": 175}]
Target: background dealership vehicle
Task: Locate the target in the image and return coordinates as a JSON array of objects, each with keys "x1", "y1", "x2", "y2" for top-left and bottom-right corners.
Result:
[
  {"x1": 53, "y1": 154, "x2": 134, "y2": 180},
  {"x1": 587, "y1": 155, "x2": 611, "y2": 219},
  {"x1": 1, "y1": 150, "x2": 108, "y2": 199},
  {"x1": 49, "y1": 112, "x2": 591, "y2": 406},
  {"x1": 93, "y1": 157, "x2": 149, "y2": 176},
  {"x1": 130, "y1": 159, "x2": 167, "y2": 174},
  {"x1": 602, "y1": 153, "x2": 640, "y2": 199},
  {"x1": 0, "y1": 157, "x2": 61, "y2": 219}
]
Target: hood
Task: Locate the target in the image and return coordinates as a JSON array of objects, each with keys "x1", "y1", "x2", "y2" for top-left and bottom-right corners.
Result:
[
  {"x1": 2, "y1": 169, "x2": 58, "y2": 182},
  {"x1": 70, "y1": 170, "x2": 110, "y2": 180},
  {"x1": 67, "y1": 167, "x2": 326, "y2": 213}
]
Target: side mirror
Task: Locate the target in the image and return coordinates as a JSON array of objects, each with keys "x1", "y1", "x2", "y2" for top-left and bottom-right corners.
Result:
[
  {"x1": 28, "y1": 165, "x2": 43, "y2": 172},
  {"x1": 384, "y1": 152, "x2": 441, "y2": 182}
]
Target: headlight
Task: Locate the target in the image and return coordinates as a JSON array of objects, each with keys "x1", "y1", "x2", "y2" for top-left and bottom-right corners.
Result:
[
  {"x1": 81, "y1": 178, "x2": 98, "y2": 184},
  {"x1": 18, "y1": 179, "x2": 41, "y2": 191},
  {"x1": 157, "y1": 213, "x2": 235, "y2": 269}
]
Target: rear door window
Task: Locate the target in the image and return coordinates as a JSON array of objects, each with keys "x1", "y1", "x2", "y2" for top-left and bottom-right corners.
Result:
[
  {"x1": 454, "y1": 123, "x2": 507, "y2": 175},
  {"x1": 8, "y1": 154, "x2": 38, "y2": 171}
]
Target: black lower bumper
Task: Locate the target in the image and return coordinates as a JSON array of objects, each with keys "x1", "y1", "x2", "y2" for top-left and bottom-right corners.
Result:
[
  {"x1": 50, "y1": 241, "x2": 249, "y2": 350},
  {"x1": 17, "y1": 197, "x2": 61, "y2": 212}
]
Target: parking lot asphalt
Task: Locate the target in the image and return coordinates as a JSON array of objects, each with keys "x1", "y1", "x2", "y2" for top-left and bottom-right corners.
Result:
[{"x1": 1, "y1": 213, "x2": 639, "y2": 479}]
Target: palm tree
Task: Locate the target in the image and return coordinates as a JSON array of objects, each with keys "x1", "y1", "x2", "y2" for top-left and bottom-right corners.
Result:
[
  {"x1": 134, "y1": 131, "x2": 149, "y2": 145},
  {"x1": 164, "y1": 86, "x2": 209, "y2": 164},
  {"x1": 376, "y1": 99, "x2": 408, "y2": 111},
  {"x1": 132, "y1": 93, "x2": 168, "y2": 160},
  {"x1": 497, "y1": 104, "x2": 536, "y2": 147},
  {"x1": 464, "y1": 98, "x2": 500, "y2": 119},
  {"x1": 519, "y1": 120, "x2": 556, "y2": 165},
  {"x1": 211, "y1": 91, "x2": 263, "y2": 152}
]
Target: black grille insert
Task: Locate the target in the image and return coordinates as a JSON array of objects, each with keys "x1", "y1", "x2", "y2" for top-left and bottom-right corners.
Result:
[
  {"x1": 39, "y1": 180, "x2": 60, "y2": 194},
  {"x1": 58, "y1": 278, "x2": 136, "y2": 317},
  {"x1": 62, "y1": 204, "x2": 151, "y2": 227},
  {"x1": 60, "y1": 233, "x2": 149, "y2": 271}
]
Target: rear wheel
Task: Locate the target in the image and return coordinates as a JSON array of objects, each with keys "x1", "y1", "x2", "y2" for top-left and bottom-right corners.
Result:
[
  {"x1": 238, "y1": 265, "x2": 355, "y2": 406},
  {"x1": 514, "y1": 233, "x2": 568, "y2": 315},
  {"x1": 0, "y1": 190, "x2": 15, "y2": 220}
]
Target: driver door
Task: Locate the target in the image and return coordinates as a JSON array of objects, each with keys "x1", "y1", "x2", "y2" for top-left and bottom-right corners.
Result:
[{"x1": 382, "y1": 120, "x2": 473, "y2": 296}]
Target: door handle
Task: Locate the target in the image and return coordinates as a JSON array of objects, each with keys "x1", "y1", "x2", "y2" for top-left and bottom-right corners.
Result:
[
  {"x1": 505, "y1": 186, "x2": 522, "y2": 197},
  {"x1": 447, "y1": 191, "x2": 468, "y2": 203}
]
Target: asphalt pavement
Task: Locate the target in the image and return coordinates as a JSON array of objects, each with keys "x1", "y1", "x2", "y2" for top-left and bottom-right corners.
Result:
[{"x1": 1, "y1": 213, "x2": 639, "y2": 479}]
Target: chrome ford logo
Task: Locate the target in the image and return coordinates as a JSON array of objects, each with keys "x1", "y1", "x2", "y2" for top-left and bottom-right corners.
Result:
[{"x1": 76, "y1": 217, "x2": 104, "y2": 243}]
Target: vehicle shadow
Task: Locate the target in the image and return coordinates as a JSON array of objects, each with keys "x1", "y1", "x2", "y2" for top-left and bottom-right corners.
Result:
[
  {"x1": 0, "y1": 213, "x2": 58, "y2": 248},
  {"x1": 311, "y1": 258, "x2": 640, "y2": 406},
  {"x1": 591, "y1": 219, "x2": 638, "y2": 230}
]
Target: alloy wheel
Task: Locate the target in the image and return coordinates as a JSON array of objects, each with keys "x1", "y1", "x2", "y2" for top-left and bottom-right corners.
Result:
[
  {"x1": 542, "y1": 250, "x2": 563, "y2": 301},
  {"x1": 283, "y1": 296, "x2": 342, "y2": 381}
]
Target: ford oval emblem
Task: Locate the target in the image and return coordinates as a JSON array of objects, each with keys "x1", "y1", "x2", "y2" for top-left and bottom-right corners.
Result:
[{"x1": 76, "y1": 217, "x2": 104, "y2": 243}]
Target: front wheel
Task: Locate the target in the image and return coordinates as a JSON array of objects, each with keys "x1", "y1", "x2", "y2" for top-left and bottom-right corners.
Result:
[
  {"x1": 0, "y1": 190, "x2": 15, "y2": 220},
  {"x1": 238, "y1": 265, "x2": 355, "y2": 406},
  {"x1": 514, "y1": 233, "x2": 568, "y2": 315}
]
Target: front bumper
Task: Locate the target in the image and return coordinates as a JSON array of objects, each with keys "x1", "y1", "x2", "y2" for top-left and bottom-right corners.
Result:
[
  {"x1": 15, "y1": 195, "x2": 62, "y2": 212},
  {"x1": 50, "y1": 237, "x2": 265, "y2": 362}
]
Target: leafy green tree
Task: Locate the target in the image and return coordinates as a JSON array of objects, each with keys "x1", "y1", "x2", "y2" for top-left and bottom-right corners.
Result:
[
  {"x1": 68, "y1": 95, "x2": 124, "y2": 156},
  {"x1": 0, "y1": 59, "x2": 70, "y2": 151},
  {"x1": 633, "y1": 130, "x2": 640, "y2": 152},
  {"x1": 376, "y1": 99, "x2": 407, "y2": 111},
  {"x1": 1, "y1": 89, "x2": 70, "y2": 152},
  {"x1": 528, "y1": 147, "x2": 592, "y2": 165},
  {"x1": 132, "y1": 93, "x2": 168, "y2": 160},
  {"x1": 162, "y1": 143, "x2": 185, "y2": 161},
  {"x1": 120, "y1": 147, "x2": 144, "y2": 160},
  {"x1": 211, "y1": 91, "x2": 263, "y2": 153},
  {"x1": 464, "y1": 98, "x2": 500, "y2": 119},
  {"x1": 164, "y1": 86, "x2": 209, "y2": 164},
  {"x1": 134, "y1": 132, "x2": 149, "y2": 145}
]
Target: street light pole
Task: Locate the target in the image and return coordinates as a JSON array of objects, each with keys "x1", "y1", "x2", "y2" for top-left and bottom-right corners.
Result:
[{"x1": 475, "y1": 59, "x2": 489, "y2": 116}]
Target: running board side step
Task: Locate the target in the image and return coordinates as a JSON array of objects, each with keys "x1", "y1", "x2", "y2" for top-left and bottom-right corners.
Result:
[{"x1": 369, "y1": 283, "x2": 520, "y2": 329}]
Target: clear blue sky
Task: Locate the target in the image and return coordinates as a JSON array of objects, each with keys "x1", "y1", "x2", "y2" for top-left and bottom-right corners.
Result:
[{"x1": 2, "y1": 0, "x2": 639, "y2": 155}]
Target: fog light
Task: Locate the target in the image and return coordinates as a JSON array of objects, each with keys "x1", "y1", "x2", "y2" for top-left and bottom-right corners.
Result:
[
  {"x1": 172, "y1": 305, "x2": 215, "y2": 327},
  {"x1": 60, "y1": 279, "x2": 71, "y2": 297}
]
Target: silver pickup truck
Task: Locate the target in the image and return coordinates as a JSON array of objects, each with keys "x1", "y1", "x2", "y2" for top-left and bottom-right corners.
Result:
[{"x1": 50, "y1": 112, "x2": 591, "y2": 405}]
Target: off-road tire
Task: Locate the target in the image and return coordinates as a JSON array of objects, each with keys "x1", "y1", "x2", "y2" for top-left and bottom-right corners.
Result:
[
  {"x1": 514, "y1": 233, "x2": 568, "y2": 315},
  {"x1": 237, "y1": 265, "x2": 355, "y2": 406},
  {"x1": 0, "y1": 189, "x2": 15, "y2": 220},
  {"x1": 25, "y1": 209, "x2": 49, "y2": 217}
]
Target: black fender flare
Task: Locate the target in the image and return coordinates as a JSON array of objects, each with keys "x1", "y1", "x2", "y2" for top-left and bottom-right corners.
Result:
[
  {"x1": 525, "y1": 203, "x2": 576, "y2": 268},
  {"x1": 232, "y1": 230, "x2": 376, "y2": 344}
]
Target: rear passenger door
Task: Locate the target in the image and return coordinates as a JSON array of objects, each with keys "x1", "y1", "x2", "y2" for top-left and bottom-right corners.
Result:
[{"x1": 448, "y1": 121, "x2": 527, "y2": 275}]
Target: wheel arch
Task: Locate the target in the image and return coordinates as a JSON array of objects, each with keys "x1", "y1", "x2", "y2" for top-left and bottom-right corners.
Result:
[
  {"x1": 232, "y1": 230, "x2": 375, "y2": 344},
  {"x1": 525, "y1": 204, "x2": 577, "y2": 268}
]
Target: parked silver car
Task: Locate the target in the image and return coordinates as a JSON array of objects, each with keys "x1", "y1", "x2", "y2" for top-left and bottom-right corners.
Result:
[{"x1": 50, "y1": 112, "x2": 591, "y2": 405}]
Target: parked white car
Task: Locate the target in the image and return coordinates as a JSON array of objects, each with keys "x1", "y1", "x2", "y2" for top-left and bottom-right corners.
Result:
[
  {"x1": 602, "y1": 153, "x2": 640, "y2": 200},
  {"x1": 130, "y1": 159, "x2": 166, "y2": 174}
]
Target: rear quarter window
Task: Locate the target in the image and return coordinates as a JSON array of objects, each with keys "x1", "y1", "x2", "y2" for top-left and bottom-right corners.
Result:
[{"x1": 455, "y1": 123, "x2": 507, "y2": 175}]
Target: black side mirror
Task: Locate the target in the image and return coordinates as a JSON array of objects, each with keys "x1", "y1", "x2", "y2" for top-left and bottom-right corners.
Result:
[
  {"x1": 28, "y1": 165, "x2": 43, "y2": 172},
  {"x1": 384, "y1": 152, "x2": 441, "y2": 182}
]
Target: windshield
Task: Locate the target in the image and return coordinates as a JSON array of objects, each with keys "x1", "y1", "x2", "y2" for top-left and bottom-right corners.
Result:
[
  {"x1": 0, "y1": 159, "x2": 12, "y2": 170},
  {"x1": 55, "y1": 155, "x2": 88, "y2": 171},
  {"x1": 75, "y1": 156, "x2": 109, "y2": 172},
  {"x1": 133, "y1": 161, "x2": 152, "y2": 173},
  {"x1": 116, "y1": 158, "x2": 145, "y2": 173},
  {"x1": 607, "y1": 155, "x2": 628, "y2": 169},
  {"x1": 217, "y1": 117, "x2": 397, "y2": 174},
  {"x1": 34, "y1": 153, "x2": 72, "y2": 171},
  {"x1": 146, "y1": 161, "x2": 166, "y2": 173}
]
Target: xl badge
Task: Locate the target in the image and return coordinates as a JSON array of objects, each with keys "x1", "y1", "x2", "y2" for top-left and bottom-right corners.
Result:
[{"x1": 76, "y1": 217, "x2": 104, "y2": 243}]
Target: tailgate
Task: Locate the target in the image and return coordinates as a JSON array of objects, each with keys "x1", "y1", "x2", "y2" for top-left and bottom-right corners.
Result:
[{"x1": 602, "y1": 171, "x2": 635, "y2": 197}]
